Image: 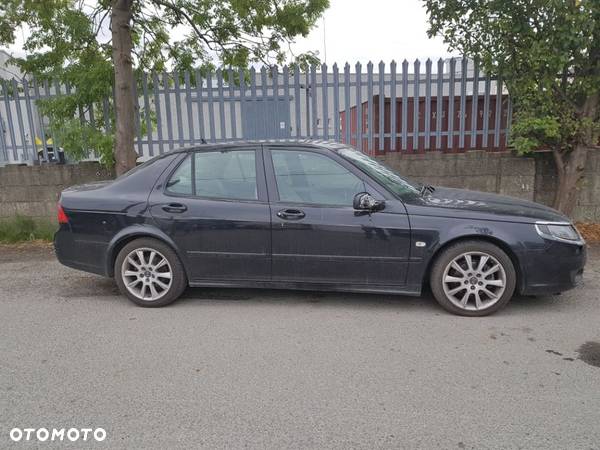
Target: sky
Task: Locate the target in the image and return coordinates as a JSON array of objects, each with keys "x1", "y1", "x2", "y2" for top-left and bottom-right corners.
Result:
[
  {"x1": 4, "y1": 0, "x2": 458, "y2": 68},
  {"x1": 291, "y1": 0, "x2": 459, "y2": 66}
]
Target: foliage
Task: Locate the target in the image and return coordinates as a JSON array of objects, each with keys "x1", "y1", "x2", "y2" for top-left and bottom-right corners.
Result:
[
  {"x1": 0, "y1": 216, "x2": 55, "y2": 243},
  {"x1": 423, "y1": 0, "x2": 600, "y2": 155},
  {"x1": 0, "y1": 0, "x2": 329, "y2": 166}
]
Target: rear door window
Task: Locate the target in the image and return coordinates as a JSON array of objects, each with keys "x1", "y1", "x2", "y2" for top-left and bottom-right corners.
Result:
[{"x1": 166, "y1": 150, "x2": 258, "y2": 201}]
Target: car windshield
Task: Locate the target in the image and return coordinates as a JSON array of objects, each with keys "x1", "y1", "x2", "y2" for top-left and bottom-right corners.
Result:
[{"x1": 337, "y1": 146, "x2": 421, "y2": 197}]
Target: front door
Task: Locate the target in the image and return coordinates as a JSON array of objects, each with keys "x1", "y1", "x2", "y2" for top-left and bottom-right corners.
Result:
[
  {"x1": 149, "y1": 147, "x2": 271, "y2": 283},
  {"x1": 264, "y1": 146, "x2": 411, "y2": 288}
]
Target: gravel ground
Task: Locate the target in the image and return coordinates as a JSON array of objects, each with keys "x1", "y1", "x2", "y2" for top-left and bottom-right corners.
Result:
[{"x1": 1, "y1": 244, "x2": 599, "y2": 449}]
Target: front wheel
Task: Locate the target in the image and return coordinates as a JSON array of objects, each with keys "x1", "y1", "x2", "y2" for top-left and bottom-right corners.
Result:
[
  {"x1": 430, "y1": 240, "x2": 516, "y2": 316},
  {"x1": 114, "y1": 238, "x2": 187, "y2": 307}
]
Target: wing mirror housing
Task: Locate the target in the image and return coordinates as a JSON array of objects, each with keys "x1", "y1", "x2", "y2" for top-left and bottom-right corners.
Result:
[{"x1": 353, "y1": 192, "x2": 385, "y2": 212}]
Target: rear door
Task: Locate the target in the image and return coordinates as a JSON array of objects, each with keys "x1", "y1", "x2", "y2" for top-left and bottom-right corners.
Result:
[
  {"x1": 149, "y1": 146, "x2": 271, "y2": 283},
  {"x1": 264, "y1": 145, "x2": 411, "y2": 288}
]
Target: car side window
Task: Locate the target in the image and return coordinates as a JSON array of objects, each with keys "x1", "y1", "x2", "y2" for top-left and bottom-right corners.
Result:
[
  {"x1": 166, "y1": 150, "x2": 258, "y2": 200},
  {"x1": 195, "y1": 150, "x2": 258, "y2": 200},
  {"x1": 271, "y1": 150, "x2": 364, "y2": 206},
  {"x1": 166, "y1": 155, "x2": 193, "y2": 195}
]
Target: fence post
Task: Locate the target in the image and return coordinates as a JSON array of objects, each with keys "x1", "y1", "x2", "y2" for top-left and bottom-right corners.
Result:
[
  {"x1": 401, "y1": 60, "x2": 408, "y2": 151},
  {"x1": 367, "y1": 61, "x2": 374, "y2": 153},
  {"x1": 216, "y1": 69, "x2": 226, "y2": 141},
  {"x1": 196, "y1": 69, "x2": 206, "y2": 142},
  {"x1": 310, "y1": 65, "x2": 318, "y2": 139},
  {"x1": 482, "y1": 74, "x2": 491, "y2": 148},
  {"x1": 459, "y1": 57, "x2": 467, "y2": 149},
  {"x1": 33, "y1": 78, "x2": 48, "y2": 161},
  {"x1": 470, "y1": 59, "x2": 479, "y2": 148},
  {"x1": 424, "y1": 59, "x2": 432, "y2": 150},
  {"x1": 378, "y1": 61, "x2": 385, "y2": 153},
  {"x1": 390, "y1": 60, "x2": 397, "y2": 151},
  {"x1": 13, "y1": 79, "x2": 29, "y2": 161},
  {"x1": 332, "y1": 63, "x2": 340, "y2": 142},
  {"x1": 413, "y1": 59, "x2": 421, "y2": 152},
  {"x1": 343, "y1": 63, "x2": 351, "y2": 145},
  {"x1": 152, "y1": 72, "x2": 164, "y2": 154},
  {"x1": 436, "y1": 58, "x2": 443, "y2": 150},
  {"x1": 141, "y1": 73, "x2": 154, "y2": 156},
  {"x1": 494, "y1": 76, "x2": 502, "y2": 147},
  {"x1": 22, "y1": 79, "x2": 37, "y2": 162},
  {"x1": 185, "y1": 70, "x2": 195, "y2": 144},
  {"x1": 447, "y1": 58, "x2": 456, "y2": 150},
  {"x1": 174, "y1": 71, "x2": 184, "y2": 147},
  {"x1": 3, "y1": 80, "x2": 18, "y2": 161},
  {"x1": 321, "y1": 63, "x2": 329, "y2": 140},
  {"x1": 238, "y1": 67, "x2": 246, "y2": 140},
  {"x1": 355, "y1": 62, "x2": 362, "y2": 151},
  {"x1": 163, "y1": 72, "x2": 175, "y2": 149},
  {"x1": 293, "y1": 65, "x2": 301, "y2": 138},
  {"x1": 228, "y1": 68, "x2": 237, "y2": 140}
]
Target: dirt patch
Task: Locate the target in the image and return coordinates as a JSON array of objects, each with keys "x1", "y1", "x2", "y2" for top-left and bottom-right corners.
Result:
[
  {"x1": 0, "y1": 241, "x2": 54, "y2": 263},
  {"x1": 575, "y1": 223, "x2": 600, "y2": 243}
]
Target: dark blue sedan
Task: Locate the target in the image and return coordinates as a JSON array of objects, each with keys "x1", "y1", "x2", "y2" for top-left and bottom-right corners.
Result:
[{"x1": 54, "y1": 141, "x2": 586, "y2": 316}]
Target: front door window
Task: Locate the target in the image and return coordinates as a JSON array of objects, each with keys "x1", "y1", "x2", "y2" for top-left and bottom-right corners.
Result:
[{"x1": 271, "y1": 150, "x2": 363, "y2": 205}]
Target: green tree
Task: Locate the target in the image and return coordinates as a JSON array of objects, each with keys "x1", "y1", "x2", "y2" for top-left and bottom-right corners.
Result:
[
  {"x1": 424, "y1": 0, "x2": 600, "y2": 216},
  {"x1": 0, "y1": 0, "x2": 328, "y2": 175}
]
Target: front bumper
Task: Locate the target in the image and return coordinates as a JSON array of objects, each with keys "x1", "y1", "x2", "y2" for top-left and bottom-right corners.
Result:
[{"x1": 518, "y1": 240, "x2": 587, "y2": 295}]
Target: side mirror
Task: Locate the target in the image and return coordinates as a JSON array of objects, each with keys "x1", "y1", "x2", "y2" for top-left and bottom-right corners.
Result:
[{"x1": 353, "y1": 192, "x2": 385, "y2": 212}]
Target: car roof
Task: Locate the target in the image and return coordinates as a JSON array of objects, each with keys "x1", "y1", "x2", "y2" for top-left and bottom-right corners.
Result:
[{"x1": 167, "y1": 139, "x2": 347, "y2": 154}]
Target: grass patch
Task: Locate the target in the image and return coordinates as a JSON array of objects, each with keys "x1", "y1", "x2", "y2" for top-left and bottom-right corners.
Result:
[{"x1": 0, "y1": 215, "x2": 56, "y2": 243}]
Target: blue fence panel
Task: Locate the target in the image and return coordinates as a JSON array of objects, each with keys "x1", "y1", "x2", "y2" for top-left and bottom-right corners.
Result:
[{"x1": 0, "y1": 57, "x2": 511, "y2": 165}]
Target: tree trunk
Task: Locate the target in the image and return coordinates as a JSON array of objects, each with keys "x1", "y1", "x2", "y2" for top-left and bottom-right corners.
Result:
[
  {"x1": 553, "y1": 145, "x2": 588, "y2": 217},
  {"x1": 553, "y1": 94, "x2": 598, "y2": 217},
  {"x1": 111, "y1": 0, "x2": 137, "y2": 176}
]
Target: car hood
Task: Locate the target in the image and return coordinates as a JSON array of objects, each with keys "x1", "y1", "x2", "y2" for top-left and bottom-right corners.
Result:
[{"x1": 413, "y1": 186, "x2": 569, "y2": 223}]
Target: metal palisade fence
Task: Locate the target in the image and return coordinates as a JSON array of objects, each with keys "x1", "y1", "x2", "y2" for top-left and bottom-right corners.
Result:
[{"x1": 0, "y1": 57, "x2": 512, "y2": 165}]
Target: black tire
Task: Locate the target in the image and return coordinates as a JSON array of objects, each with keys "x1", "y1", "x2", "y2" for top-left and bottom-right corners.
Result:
[
  {"x1": 429, "y1": 240, "x2": 516, "y2": 317},
  {"x1": 114, "y1": 238, "x2": 187, "y2": 307}
]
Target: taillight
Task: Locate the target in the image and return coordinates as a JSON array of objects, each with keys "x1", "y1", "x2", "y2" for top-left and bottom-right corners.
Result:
[{"x1": 57, "y1": 204, "x2": 69, "y2": 224}]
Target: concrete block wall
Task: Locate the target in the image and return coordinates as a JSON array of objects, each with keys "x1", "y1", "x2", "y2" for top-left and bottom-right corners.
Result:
[
  {"x1": 379, "y1": 150, "x2": 536, "y2": 201},
  {"x1": 379, "y1": 150, "x2": 600, "y2": 222},
  {"x1": 0, "y1": 162, "x2": 114, "y2": 221},
  {"x1": 0, "y1": 151, "x2": 598, "y2": 222}
]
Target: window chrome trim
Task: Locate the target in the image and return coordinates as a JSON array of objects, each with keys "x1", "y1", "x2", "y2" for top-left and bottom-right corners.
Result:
[{"x1": 534, "y1": 221, "x2": 585, "y2": 245}]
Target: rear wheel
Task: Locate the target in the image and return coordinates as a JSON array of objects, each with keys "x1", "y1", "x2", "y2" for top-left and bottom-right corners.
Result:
[
  {"x1": 114, "y1": 238, "x2": 187, "y2": 307},
  {"x1": 430, "y1": 240, "x2": 516, "y2": 316}
]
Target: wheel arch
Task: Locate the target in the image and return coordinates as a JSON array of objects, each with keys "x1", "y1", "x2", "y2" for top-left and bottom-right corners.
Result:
[
  {"x1": 422, "y1": 234, "x2": 524, "y2": 294},
  {"x1": 106, "y1": 226, "x2": 188, "y2": 278}
]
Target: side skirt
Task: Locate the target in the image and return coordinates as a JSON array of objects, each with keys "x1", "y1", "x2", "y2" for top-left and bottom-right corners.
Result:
[{"x1": 188, "y1": 279, "x2": 422, "y2": 297}]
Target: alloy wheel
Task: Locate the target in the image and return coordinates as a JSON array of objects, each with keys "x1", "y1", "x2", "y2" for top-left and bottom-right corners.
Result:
[
  {"x1": 441, "y1": 251, "x2": 507, "y2": 311},
  {"x1": 121, "y1": 247, "x2": 173, "y2": 301}
]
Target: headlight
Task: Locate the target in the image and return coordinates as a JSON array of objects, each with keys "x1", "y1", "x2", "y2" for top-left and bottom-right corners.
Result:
[{"x1": 535, "y1": 222, "x2": 584, "y2": 244}]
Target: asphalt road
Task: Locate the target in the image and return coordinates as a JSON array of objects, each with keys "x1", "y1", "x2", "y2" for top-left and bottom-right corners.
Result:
[{"x1": 1, "y1": 244, "x2": 599, "y2": 449}]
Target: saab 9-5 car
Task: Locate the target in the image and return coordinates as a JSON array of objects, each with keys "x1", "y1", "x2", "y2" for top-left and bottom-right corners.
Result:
[{"x1": 54, "y1": 141, "x2": 586, "y2": 316}]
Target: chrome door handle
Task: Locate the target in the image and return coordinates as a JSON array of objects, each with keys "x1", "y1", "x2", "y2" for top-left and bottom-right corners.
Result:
[
  {"x1": 277, "y1": 209, "x2": 306, "y2": 220},
  {"x1": 162, "y1": 203, "x2": 187, "y2": 213}
]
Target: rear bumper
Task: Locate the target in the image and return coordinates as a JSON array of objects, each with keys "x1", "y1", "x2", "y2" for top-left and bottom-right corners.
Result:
[
  {"x1": 518, "y1": 241, "x2": 586, "y2": 295},
  {"x1": 54, "y1": 227, "x2": 109, "y2": 277}
]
